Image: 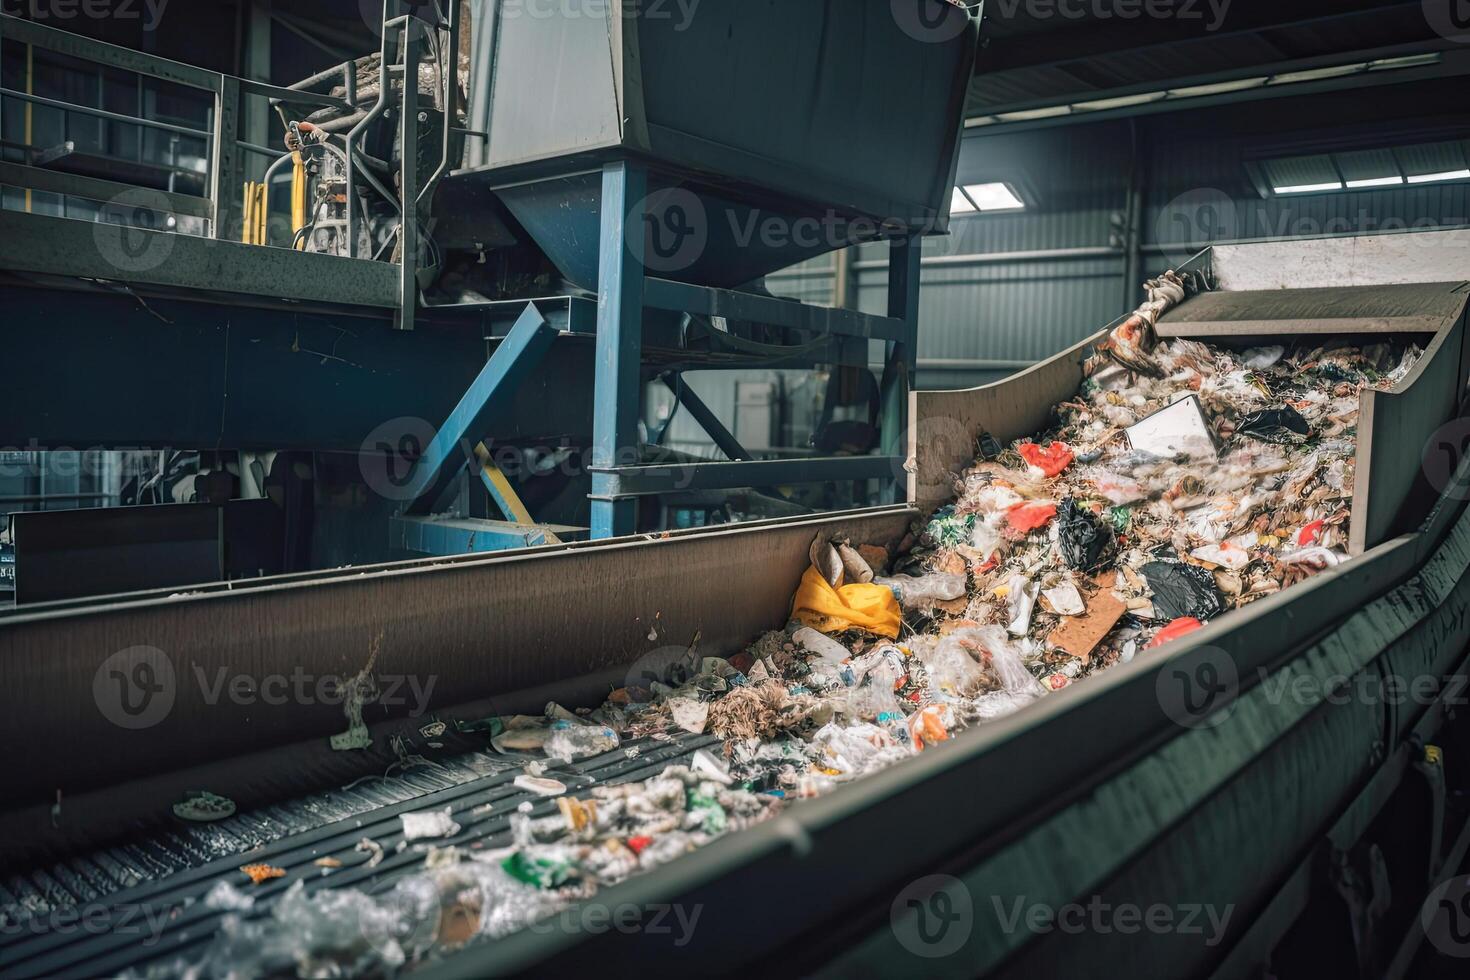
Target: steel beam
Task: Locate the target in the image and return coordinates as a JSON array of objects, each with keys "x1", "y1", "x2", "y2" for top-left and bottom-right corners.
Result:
[
  {"x1": 588, "y1": 456, "x2": 902, "y2": 498},
  {"x1": 659, "y1": 374, "x2": 751, "y2": 462},
  {"x1": 389, "y1": 514, "x2": 579, "y2": 554},
  {"x1": 400, "y1": 302, "x2": 557, "y2": 510},
  {"x1": 589, "y1": 161, "x2": 647, "y2": 538},
  {"x1": 0, "y1": 210, "x2": 400, "y2": 307},
  {"x1": 395, "y1": 22, "x2": 420, "y2": 331},
  {"x1": 0, "y1": 161, "x2": 213, "y2": 219},
  {"x1": 880, "y1": 234, "x2": 921, "y2": 503},
  {"x1": 644, "y1": 276, "x2": 909, "y2": 342}
]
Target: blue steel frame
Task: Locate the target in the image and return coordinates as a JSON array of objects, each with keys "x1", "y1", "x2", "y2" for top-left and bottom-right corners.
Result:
[{"x1": 587, "y1": 160, "x2": 924, "y2": 539}]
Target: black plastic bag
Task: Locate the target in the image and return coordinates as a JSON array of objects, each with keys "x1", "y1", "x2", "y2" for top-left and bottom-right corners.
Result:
[
  {"x1": 1142, "y1": 560, "x2": 1224, "y2": 621},
  {"x1": 1236, "y1": 406, "x2": 1311, "y2": 444},
  {"x1": 1057, "y1": 498, "x2": 1116, "y2": 572}
]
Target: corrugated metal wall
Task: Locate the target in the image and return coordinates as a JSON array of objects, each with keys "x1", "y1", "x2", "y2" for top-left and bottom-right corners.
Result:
[{"x1": 693, "y1": 80, "x2": 1470, "y2": 456}]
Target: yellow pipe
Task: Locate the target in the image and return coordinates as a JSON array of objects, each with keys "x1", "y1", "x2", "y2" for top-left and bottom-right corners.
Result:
[
  {"x1": 24, "y1": 44, "x2": 33, "y2": 213},
  {"x1": 241, "y1": 181, "x2": 254, "y2": 244},
  {"x1": 290, "y1": 151, "x2": 307, "y2": 249}
]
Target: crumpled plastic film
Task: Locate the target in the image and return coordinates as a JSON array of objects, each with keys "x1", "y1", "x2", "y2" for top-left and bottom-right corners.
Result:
[{"x1": 790, "y1": 566, "x2": 901, "y2": 638}]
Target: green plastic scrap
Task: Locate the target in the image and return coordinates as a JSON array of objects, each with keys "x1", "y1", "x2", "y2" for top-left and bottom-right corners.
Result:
[
  {"x1": 1108, "y1": 506, "x2": 1132, "y2": 532},
  {"x1": 502, "y1": 850, "x2": 578, "y2": 889},
  {"x1": 686, "y1": 788, "x2": 727, "y2": 835},
  {"x1": 923, "y1": 506, "x2": 977, "y2": 550}
]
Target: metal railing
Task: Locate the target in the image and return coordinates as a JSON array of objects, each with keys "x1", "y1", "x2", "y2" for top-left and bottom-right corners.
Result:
[{"x1": 0, "y1": 4, "x2": 462, "y2": 331}]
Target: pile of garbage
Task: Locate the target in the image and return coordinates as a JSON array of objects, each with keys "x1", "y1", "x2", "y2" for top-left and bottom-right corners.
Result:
[{"x1": 175, "y1": 274, "x2": 1425, "y2": 976}]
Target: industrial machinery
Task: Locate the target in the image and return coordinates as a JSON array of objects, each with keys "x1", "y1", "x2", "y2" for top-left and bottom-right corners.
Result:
[
  {"x1": 0, "y1": 0, "x2": 978, "y2": 594},
  {"x1": 1, "y1": 232, "x2": 1468, "y2": 978},
  {"x1": 4, "y1": 3, "x2": 1470, "y2": 978}
]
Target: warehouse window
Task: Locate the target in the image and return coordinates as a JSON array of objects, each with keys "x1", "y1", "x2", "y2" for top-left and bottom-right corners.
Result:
[
  {"x1": 951, "y1": 181, "x2": 1026, "y2": 215},
  {"x1": 1252, "y1": 140, "x2": 1470, "y2": 196}
]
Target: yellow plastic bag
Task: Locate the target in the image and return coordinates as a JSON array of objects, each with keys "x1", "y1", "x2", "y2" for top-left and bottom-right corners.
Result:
[{"x1": 790, "y1": 566, "x2": 901, "y2": 639}]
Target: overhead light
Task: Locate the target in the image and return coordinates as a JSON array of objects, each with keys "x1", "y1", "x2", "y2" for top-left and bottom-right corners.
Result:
[
  {"x1": 963, "y1": 182, "x2": 1025, "y2": 211},
  {"x1": 1268, "y1": 63, "x2": 1366, "y2": 86},
  {"x1": 950, "y1": 187, "x2": 976, "y2": 214},
  {"x1": 1072, "y1": 92, "x2": 1167, "y2": 112},
  {"x1": 1367, "y1": 53, "x2": 1442, "y2": 70},
  {"x1": 1407, "y1": 169, "x2": 1470, "y2": 184},
  {"x1": 1273, "y1": 182, "x2": 1343, "y2": 194},
  {"x1": 1165, "y1": 77, "x2": 1267, "y2": 99},
  {"x1": 1345, "y1": 176, "x2": 1403, "y2": 188},
  {"x1": 993, "y1": 105, "x2": 1072, "y2": 122}
]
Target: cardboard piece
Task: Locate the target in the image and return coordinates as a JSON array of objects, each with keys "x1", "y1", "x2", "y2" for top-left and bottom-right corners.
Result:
[{"x1": 1047, "y1": 574, "x2": 1127, "y2": 663}]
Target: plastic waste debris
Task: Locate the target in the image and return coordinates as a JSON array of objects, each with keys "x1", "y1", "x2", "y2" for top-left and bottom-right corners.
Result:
[
  {"x1": 544, "y1": 721, "x2": 620, "y2": 761},
  {"x1": 400, "y1": 807, "x2": 461, "y2": 841},
  {"x1": 1042, "y1": 582, "x2": 1085, "y2": 616},
  {"x1": 240, "y1": 863, "x2": 286, "y2": 885},
  {"x1": 173, "y1": 790, "x2": 236, "y2": 822},
  {"x1": 1141, "y1": 561, "x2": 1225, "y2": 622},
  {"x1": 1056, "y1": 498, "x2": 1116, "y2": 573},
  {"x1": 1236, "y1": 406, "x2": 1311, "y2": 444},
  {"x1": 874, "y1": 571, "x2": 967, "y2": 610},
  {"x1": 1019, "y1": 441, "x2": 1074, "y2": 478},
  {"x1": 513, "y1": 775, "x2": 567, "y2": 797},
  {"x1": 1147, "y1": 617, "x2": 1204, "y2": 648},
  {"x1": 790, "y1": 565, "x2": 902, "y2": 638},
  {"x1": 203, "y1": 880, "x2": 255, "y2": 911}
]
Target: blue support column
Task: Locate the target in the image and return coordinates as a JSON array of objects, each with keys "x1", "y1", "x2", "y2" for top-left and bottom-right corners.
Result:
[
  {"x1": 880, "y1": 234, "x2": 922, "y2": 503},
  {"x1": 590, "y1": 161, "x2": 647, "y2": 538}
]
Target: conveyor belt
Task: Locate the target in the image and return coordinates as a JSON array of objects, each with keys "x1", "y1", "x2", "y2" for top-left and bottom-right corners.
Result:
[{"x1": 0, "y1": 733, "x2": 715, "y2": 979}]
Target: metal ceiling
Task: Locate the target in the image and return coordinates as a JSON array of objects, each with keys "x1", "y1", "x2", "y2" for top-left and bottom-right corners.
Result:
[{"x1": 968, "y1": 0, "x2": 1456, "y2": 117}]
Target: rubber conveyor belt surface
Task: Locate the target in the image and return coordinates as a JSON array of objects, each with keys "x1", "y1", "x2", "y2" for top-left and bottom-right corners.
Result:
[{"x1": 0, "y1": 733, "x2": 716, "y2": 978}]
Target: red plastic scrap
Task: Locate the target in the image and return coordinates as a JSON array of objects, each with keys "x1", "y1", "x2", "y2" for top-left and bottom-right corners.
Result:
[
  {"x1": 1018, "y1": 441, "x2": 1074, "y2": 478},
  {"x1": 627, "y1": 836, "x2": 653, "y2": 855},
  {"x1": 1297, "y1": 519, "x2": 1325, "y2": 546},
  {"x1": 1005, "y1": 501, "x2": 1058, "y2": 534},
  {"x1": 1147, "y1": 617, "x2": 1204, "y2": 648}
]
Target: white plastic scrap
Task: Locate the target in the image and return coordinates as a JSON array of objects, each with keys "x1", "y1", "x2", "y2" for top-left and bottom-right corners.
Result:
[
  {"x1": 513, "y1": 774, "x2": 567, "y2": 797},
  {"x1": 400, "y1": 807, "x2": 461, "y2": 842}
]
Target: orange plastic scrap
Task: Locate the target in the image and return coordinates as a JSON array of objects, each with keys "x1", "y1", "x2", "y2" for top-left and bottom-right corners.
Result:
[
  {"x1": 790, "y1": 566, "x2": 901, "y2": 639},
  {"x1": 1018, "y1": 441, "x2": 1074, "y2": 479},
  {"x1": 1005, "y1": 501, "x2": 1057, "y2": 535},
  {"x1": 907, "y1": 704, "x2": 950, "y2": 751},
  {"x1": 240, "y1": 863, "x2": 286, "y2": 885}
]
